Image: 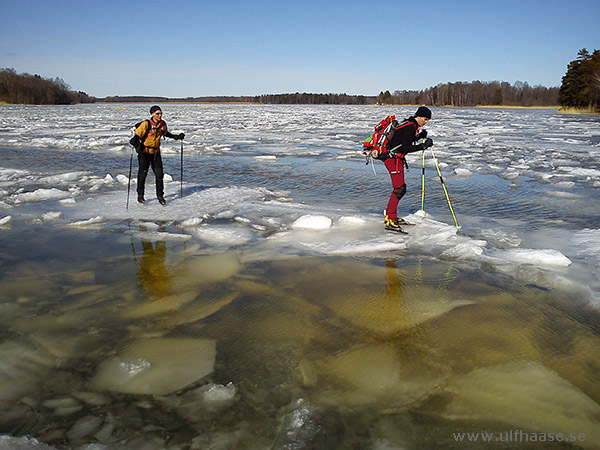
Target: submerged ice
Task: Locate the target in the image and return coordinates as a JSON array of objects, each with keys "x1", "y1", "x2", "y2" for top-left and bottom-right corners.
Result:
[{"x1": 1, "y1": 104, "x2": 599, "y2": 449}]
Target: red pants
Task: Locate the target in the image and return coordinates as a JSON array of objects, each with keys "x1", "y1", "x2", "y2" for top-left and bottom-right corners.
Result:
[{"x1": 384, "y1": 157, "x2": 406, "y2": 220}]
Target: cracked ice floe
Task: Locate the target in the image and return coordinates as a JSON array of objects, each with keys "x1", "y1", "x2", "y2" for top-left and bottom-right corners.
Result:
[{"x1": 12, "y1": 188, "x2": 71, "y2": 204}]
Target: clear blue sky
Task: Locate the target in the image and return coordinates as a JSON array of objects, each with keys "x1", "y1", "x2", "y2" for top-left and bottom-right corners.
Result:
[{"x1": 1, "y1": 0, "x2": 598, "y2": 98}]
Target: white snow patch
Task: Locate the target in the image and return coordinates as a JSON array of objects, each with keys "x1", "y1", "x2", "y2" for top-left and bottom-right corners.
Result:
[
  {"x1": 291, "y1": 215, "x2": 332, "y2": 230},
  {"x1": 336, "y1": 216, "x2": 367, "y2": 228}
]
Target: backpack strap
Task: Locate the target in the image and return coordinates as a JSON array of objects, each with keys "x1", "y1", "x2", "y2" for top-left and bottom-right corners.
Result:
[
  {"x1": 386, "y1": 120, "x2": 416, "y2": 170},
  {"x1": 386, "y1": 120, "x2": 414, "y2": 154},
  {"x1": 134, "y1": 119, "x2": 153, "y2": 141}
]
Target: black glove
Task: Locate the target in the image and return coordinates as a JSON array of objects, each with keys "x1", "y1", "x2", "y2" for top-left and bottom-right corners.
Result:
[
  {"x1": 422, "y1": 138, "x2": 433, "y2": 149},
  {"x1": 166, "y1": 132, "x2": 185, "y2": 140},
  {"x1": 417, "y1": 130, "x2": 427, "y2": 140}
]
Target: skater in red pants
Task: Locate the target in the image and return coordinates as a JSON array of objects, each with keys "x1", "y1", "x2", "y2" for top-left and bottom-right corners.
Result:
[{"x1": 383, "y1": 106, "x2": 433, "y2": 233}]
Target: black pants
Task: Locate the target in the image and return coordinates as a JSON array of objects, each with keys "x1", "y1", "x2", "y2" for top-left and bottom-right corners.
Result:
[{"x1": 137, "y1": 151, "x2": 164, "y2": 197}]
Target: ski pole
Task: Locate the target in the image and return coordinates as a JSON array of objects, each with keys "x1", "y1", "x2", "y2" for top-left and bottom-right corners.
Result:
[
  {"x1": 180, "y1": 140, "x2": 184, "y2": 198},
  {"x1": 126, "y1": 147, "x2": 133, "y2": 211},
  {"x1": 430, "y1": 146, "x2": 459, "y2": 229},
  {"x1": 421, "y1": 149, "x2": 426, "y2": 211}
]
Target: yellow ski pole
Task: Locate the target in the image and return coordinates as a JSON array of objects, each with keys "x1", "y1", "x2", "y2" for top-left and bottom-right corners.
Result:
[{"x1": 430, "y1": 146, "x2": 460, "y2": 229}]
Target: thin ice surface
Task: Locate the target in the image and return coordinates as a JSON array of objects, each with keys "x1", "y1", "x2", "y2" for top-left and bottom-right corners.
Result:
[{"x1": 1, "y1": 105, "x2": 598, "y2": 293}]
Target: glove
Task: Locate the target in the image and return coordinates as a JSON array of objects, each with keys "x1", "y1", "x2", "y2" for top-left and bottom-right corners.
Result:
[
  {"x1": 417, "y1": 130, "x2": 427, "y2": 140},
  {"x1": 422, "y1": 138, "x2": 433, "y2": 149},
  {"x1": 176, "y1": 133, "x2": 185, "y2": 140}
]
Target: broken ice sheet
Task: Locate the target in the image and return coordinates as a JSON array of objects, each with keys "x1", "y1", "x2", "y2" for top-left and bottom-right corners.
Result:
[{"x1": 91, "y1": 338, "x2": 216, "y2": 395}]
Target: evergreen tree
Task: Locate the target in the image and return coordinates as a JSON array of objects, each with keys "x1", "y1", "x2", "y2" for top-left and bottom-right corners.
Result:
[{"x1": 559, "y1": 48, "x2": 600, "y2": 111}]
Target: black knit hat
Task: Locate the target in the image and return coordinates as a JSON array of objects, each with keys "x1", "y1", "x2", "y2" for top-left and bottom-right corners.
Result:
[
  {"x1": 150, "y1": 105, "x2": 162, "y2": 114},
  {"x1": 415, "y1": 106, "x2": 432, "y2": 119}
]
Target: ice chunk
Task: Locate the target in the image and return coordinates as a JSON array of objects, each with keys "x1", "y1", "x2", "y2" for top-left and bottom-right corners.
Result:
[
  {"x1": 68, "y1": 216, "x2": 105, "y2": 227},
  {"x1": 66, "y1": 415, "x2": 104, "y2": 441},
  {"x1": 71, "y1": 391, "x2": 110, "y2": 406},
  {"x1": 273, "y1": 398, "x2": 344, "y2": 449},
  {"x1": 501, "y1": 248, "x2": 572, "y2": 267},
  {"x1": 93, "y1": 412, "x2": 115, "y2": 442},
  {"x1": 181, "y1": 217, "x2": 203, "y2": 227},
  {"x1": 303, "y1": 344, "x2": 444, "y2": 407},
  {"x1": 186, "y1": 252, "x2": 241, "y2": 284},
  {"x1": 324, "y1": 283, "x2": 473, "y2": 337},
  {"x1": 91, "y1": 338, "x2": 216, "y2": 395},
  {"x1": 42, "y1": 211, "x2": 62, "y2": 221},
  {"x1": 12, "y1": 188, "x2": 71, "y2": 203},
  {"x1": 573, "y1": 229, "x2": 600, "y2": 256},
  {"x1": 0, "y1": 340, "x2": 55, "y2": 403},
  {"x1": 291, "y1": 214, "x2": 332, "y2": 230},
  {"x1": 115, "y1": 174, "x2": 129, "y2": 185},
  {"x1": 202, "y1": 382, "x2": 237, "y2": 403},
  {"x1": 121, "y1": 291, "x2": 199, "y2": 318},
  {"x1": 568, "y1": 167, "x2": 600, "y2": 178},
  {"x1": 554, "y1": 181, "x2": 575, "y2": 189},
  {"x1": 131, "y1": 230, "x2": 192, "y2": 241},
  {"x1": 481, "y1": 228, "x2": 522, "y2": 247},
  {"x1": 441, "y1": 242, "x2": 485, "y2": 260},
  {"x1": 443, "y1": 362, "x2": 600, "y2": 447},
  {"x1": 0, "y1": 435, "x2": 57, "y2": 449},
  {"x1": 41, "y1": 397, "x2": 82, "y2": 416},
  {"x1": 193, "y1": 225, "x2": 254, "y2": 245},
  {"x1": 40, "y1": 171, "x2": 87, "y2": 184},
  {"x1": 162, "y1": 292, "x2": 238, "y2": 326},
  {"x1": 454, "y1": 168, "x2": 473, "y2": 177}
]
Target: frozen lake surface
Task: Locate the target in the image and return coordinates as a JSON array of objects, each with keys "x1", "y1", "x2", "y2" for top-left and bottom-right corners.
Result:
[{"x1": 1, "y1": 104, "x2": 599, "y2": 449}]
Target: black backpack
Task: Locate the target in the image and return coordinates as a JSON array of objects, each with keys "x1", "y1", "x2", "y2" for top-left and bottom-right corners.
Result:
[{"x1": 129, "y1": 120, "x2": 151, "y2": 153}]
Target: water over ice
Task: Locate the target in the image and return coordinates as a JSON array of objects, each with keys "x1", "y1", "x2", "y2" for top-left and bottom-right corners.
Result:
[{"x1": 0, "y1": 104, "x2": 599, "y2": 449}]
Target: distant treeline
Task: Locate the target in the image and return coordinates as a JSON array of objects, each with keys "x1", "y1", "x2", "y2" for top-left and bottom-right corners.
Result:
[
  {"x1": 0, "y1": 68, "x2": 94, "y2": 104},
  {"x1": 100, "y1": 93, "x2": 372, "y2": 105},
  {"x1": 255, "y1": 93, "x2": 371, "y2": 104},
  {"x1": 559, "y1": 48, "x2": 599, "y2": 112},
  {"x1": 381, "y1": 81, "x2": 559, "y2": 107},
  {"x1": 99, "y1": 95, "x2": 259, "y2": 103}
]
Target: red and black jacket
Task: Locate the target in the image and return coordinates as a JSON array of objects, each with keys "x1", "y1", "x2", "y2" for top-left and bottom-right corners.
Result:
[{"x1": 385, "y1": 116, "x2": 424, "y2": 159}]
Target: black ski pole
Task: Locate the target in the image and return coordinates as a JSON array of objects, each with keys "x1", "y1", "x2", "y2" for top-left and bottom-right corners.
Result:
[{"x1": 180, "y1": 140, "x2": 183, "y2": 198}]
